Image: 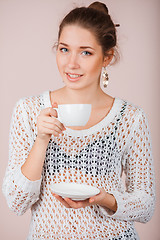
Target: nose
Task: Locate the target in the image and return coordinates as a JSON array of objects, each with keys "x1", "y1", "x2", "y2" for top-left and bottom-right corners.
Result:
[{"x1": 67, "y1": 53, "x2": 80, "y2": 69}]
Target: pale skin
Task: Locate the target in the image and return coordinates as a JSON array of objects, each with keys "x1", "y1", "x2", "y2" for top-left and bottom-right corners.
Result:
[{"x1": 21, "y1": 24, "x2": 117, "y2": 212}]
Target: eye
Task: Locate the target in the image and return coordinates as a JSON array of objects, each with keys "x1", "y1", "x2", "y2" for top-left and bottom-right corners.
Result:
[
  {"x1": 82, "y1": 51, "x2": 92, "y2": 56},
  {"x1": 59, "y1": 47, "x2": 68, "y2": 53}
]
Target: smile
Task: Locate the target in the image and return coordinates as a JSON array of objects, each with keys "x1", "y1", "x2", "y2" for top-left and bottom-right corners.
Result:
[{"x1": 65, "y1": 73, "x2": 83, "y2": 82}]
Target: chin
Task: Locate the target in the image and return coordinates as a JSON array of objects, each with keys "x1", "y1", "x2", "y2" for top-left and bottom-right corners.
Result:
[
  {"x1": 65, "y1": 83, "x2": 93, "y2": 91},
  {"x1": 64, "y1": 84, "x2": 82, "y2": 90}
]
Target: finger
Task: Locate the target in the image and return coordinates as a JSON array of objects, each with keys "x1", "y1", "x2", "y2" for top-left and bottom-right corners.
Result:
[
  {"x1": 50, "y1": 103, "x2": 66, "y2": 129},
  {"x1": 41, "y1": 121, "x2": 63, "y2": 133},
  {"x1": 52, "y1": 194, "x2": 71, "y2": 208},
  {"x1": 64, "y1": 198, "x2": 79, "y2": 208},
  {"x1": 51, "y1": 109, "x2": 59, "y2": 118},
  {"x1": 40, "y1": 125, "x2": 60, "y2": 136},
  {"x1": 89, "y1": 194, "x2": 100, "y2": 203},
  {"x1": 51, "y1": 102, "x2": 58, "y2": 117},
  {"x1": 41, "y1": 107, "x2": 58, "y2": 118},
  {"x1": 52, "y1": 102, "x2": 58, "y2": 108},
  {"x1": 64, "y1": 198, "x2": 90, "y2": 209},
  {"x1": 41, "y1": 123, "x2": 62, "y2": 135},
  {"x1": 89, "y1": 198, "x2": 95, "y2": 204},
  {"x1": 89, "y1": 189, "x2": 106, "y2": 204},
  {"x1": 42, "y1": 116, "x2": 66, "y2": 131}
]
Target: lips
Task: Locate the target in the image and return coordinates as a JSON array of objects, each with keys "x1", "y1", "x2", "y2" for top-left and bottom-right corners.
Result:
[{"x1": 65, "y1": 72, "x2": 83, "y2": 82}]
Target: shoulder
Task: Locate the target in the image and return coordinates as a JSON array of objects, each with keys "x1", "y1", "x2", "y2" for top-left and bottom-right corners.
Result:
[
  {"x1": 120, "y1": 98, "x2": 151, "y2": 136},
  {"x1": 118, "y1": 97, "x2": 147, "y2": 117},
  {"x1": 14, "y1": 91, "x2": 49, "y2": 108},
  {"x1": 12, "y1": 91, "x2": 48, "y2": 116},
  {"x1": 116, "y1": 97, "x2": 150, "y2": 130}
]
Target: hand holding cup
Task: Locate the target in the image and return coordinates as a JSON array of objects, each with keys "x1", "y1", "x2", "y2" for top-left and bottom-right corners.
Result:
[{"x1": 36, "y1": 102, "x2": 66, "y2": 142}]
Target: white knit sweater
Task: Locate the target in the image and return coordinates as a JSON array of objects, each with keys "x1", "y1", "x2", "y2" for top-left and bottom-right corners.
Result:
[{"x1": 2, "y1": 91, "x2": 155, "y2": 240}]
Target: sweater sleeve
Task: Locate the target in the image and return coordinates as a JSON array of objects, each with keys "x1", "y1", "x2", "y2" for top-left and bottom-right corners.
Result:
[
  {"x1": 2, "y1": 99, "x2": 42, "y2": 216},
  {"x1": 99, "y1": 108, "x2": 156, "y2": 223}
]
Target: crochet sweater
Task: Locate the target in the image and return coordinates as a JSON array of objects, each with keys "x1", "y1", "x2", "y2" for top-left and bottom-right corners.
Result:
[{"x1": 2, "y1": 91, "x2": 155, "y2": 240}]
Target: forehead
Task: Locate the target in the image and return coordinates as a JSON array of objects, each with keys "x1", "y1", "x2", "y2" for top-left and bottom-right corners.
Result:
[{"x1": 59, "y1": 24, "x2": 101, "y2": 48}]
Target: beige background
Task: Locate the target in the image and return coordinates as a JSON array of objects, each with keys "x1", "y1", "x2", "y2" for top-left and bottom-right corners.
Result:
[{"x1": 0, "y1": 0, "x2": 160, "y2": 239}]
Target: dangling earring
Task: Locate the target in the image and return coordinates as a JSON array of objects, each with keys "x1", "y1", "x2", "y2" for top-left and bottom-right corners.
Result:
[{"x1": 102, "y1": 67, "x2": 109, "y2": 88}]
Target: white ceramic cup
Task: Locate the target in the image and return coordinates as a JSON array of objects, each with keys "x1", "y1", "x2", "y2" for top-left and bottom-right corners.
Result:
[{"x1": 53, "y1": 104, "x2": 92, "y2": 126}]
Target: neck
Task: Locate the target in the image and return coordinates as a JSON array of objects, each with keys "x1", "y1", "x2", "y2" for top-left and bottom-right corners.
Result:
[{"x1": 61, "y1": 85, "x2": 105, "y2": 108}]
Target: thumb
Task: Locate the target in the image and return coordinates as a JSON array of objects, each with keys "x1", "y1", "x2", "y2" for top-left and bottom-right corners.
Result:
[
  {"x1": 89, "y1": 197, "x2": 95, "y2": 204},
  {"x1": 52, "y1": 102, "x2": 58, "y2": 108}
]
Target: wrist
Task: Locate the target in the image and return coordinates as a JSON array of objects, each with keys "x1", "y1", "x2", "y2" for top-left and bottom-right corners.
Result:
[
  {"x1": 100, "y1": 192, "x2": 117, "y2": 212},
  {"x1": 21, "y1": 135, "x2": 49, "y2": 181},
  {"x1": 36, "y1": 135, "x2": 50, "y2": 147}
]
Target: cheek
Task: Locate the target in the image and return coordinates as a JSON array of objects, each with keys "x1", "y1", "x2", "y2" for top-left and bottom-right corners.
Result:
[
  {"x1": 56, "y1": 54, "x2": 65, "y2": 72},
  {"x1": 87, "y1": 59, "x2": 103, "y2": 76}
]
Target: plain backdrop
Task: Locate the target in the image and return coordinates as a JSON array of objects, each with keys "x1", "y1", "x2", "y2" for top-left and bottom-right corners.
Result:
[{"x1": 0, "y1": 0, "x2": 160, "y2": 239}]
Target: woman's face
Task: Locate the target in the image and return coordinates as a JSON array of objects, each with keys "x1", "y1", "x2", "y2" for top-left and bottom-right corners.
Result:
[{"x1": 56, "y1": 25, "x2": 108, "y2": 90}]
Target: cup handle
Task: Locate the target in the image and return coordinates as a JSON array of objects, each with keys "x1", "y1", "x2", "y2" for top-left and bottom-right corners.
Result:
[{"x1": 52, "y1": 107, "x2": 63, "y2": 123}]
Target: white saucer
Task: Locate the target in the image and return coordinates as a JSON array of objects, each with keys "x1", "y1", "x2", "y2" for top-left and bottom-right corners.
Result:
[{"x1": 51, "y1": 183, "x2": 100, "y2": 201}]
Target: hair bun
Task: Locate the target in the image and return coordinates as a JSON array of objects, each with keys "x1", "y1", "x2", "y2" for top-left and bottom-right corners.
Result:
[{"x1": 88, "y1": 1, "x2": 109, "y2": 15}]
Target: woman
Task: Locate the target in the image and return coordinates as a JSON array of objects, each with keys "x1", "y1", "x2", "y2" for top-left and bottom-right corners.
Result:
[{"x1": 2, "y1": 1, "x2": 155, "y2": 239}]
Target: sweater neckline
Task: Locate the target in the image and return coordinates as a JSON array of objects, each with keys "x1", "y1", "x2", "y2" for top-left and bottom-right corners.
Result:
[{"x1": 42, "y1": 90, "x2": 123, "y2": 137}]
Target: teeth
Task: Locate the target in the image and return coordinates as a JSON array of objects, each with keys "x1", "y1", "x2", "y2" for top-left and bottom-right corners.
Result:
[{"x1": 67, "y1": 73, "x2": 81, "y2": 78}]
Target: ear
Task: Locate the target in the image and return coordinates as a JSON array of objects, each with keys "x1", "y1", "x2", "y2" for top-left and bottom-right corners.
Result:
[{"x1": 103, "y1": 49, "x2": 114, "y2": 67}]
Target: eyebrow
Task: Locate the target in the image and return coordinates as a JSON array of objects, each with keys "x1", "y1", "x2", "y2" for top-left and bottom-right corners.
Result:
[{"x1": 59, "y1": 42, "x2": 95, "y2": 50}]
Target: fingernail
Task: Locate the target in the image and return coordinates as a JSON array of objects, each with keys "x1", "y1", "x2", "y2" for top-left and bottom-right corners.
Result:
[{"x1": 52, "y1": 102, "x2": 57, "y2": 106}]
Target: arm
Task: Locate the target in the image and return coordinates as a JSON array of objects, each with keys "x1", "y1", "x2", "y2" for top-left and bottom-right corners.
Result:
[
  {"x1": 2, "y1": 99, "x2": 65, "y2": 216},
  {"x1": 2, "y1": 99, "x2": 43, "y2": 215},
  {"x1": 99, "y1": 108, "x2": 156, "y2": 223}
]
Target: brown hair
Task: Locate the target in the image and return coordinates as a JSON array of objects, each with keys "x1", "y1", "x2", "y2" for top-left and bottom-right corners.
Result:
[{"x1": 55, "y1": 1, "x2": 120, "y2": 64}]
